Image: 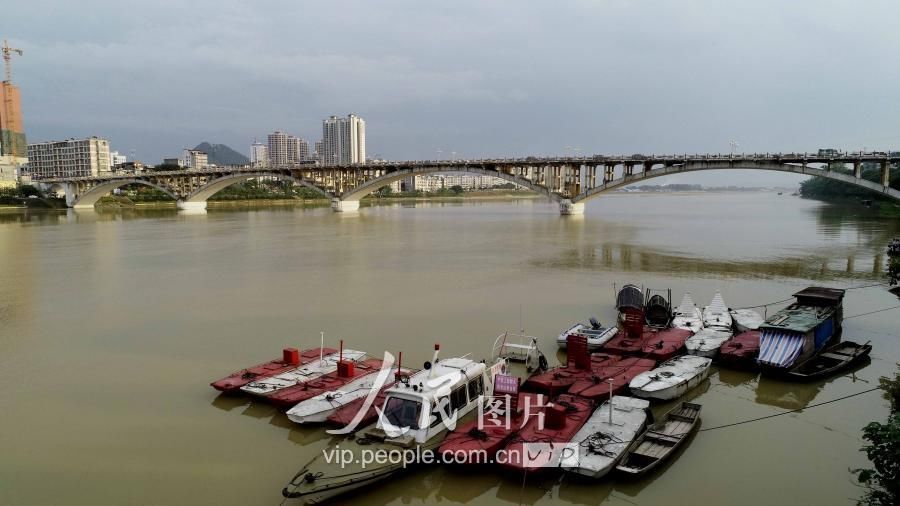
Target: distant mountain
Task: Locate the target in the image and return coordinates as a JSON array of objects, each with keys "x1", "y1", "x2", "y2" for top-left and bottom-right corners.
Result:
[{"x1": 193, "y1": 142, "x2": 249, "y2": 166}]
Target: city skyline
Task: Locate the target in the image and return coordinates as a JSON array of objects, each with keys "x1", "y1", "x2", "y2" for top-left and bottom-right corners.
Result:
[{"x1": 4, "y1": 1, "x2": 900, "y2": 186}]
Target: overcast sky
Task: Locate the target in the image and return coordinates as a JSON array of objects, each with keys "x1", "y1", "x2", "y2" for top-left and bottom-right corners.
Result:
[{"x1": 4, "y1": 0, "x2": 899, "y2": 185}]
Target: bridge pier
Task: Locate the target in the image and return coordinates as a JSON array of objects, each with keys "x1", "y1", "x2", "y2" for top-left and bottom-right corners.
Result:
[
  {"x1": 331, "y1": 199, "x2": 360, "y2": 212},
  {"x1": 559, "y1": 199, "x2": 585, "y2": 215},
  {"x1": 177, "y1": 200, "x2": 207, "y2": 211}
]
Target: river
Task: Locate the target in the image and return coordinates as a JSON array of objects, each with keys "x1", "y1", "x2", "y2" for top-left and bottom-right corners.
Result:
[{"x1": 1, "y1": 192, "x2": 898, "y2": 505}]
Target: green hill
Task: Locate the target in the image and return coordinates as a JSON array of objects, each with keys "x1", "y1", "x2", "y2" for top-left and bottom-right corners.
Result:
[{"x1": 193, "y1": 142, "x2": 249, "y2": 166}]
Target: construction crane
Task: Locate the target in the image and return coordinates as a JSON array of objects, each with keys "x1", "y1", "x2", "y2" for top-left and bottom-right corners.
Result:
[{"x1": 2, "y1": 39, "x2": 23, "y2": 83}]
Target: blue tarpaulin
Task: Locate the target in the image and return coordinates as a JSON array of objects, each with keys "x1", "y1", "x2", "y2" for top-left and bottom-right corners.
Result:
[{"x1": 758, "y1": 330, "x2": 805, "y2": 368}]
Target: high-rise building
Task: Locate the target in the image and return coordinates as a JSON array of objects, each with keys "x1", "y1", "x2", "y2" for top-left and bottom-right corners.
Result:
[
  {"x1": 288, "y1": 137, "x2": 310, "y2": 163},
  {"x1": 181, "y1": 149, "x2": 208, "y2": 169},
  {"x1": 250, "y1": 142, "x2": 268, "y2": 167},
  {"x1": 267, "y1": 131, "x2": 310, "y2": 166},
  {"x1": 0, "y1": 80, "x2": 27, "y2": 187},
  {"x1": 321, "y1": 114, "x2": 365, "y2": 166},
  {"x1": 27, "y1": 137, "x2": 111, "y2": 178}
]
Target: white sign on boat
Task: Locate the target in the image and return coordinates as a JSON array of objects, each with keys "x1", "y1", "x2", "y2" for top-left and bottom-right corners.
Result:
[
  {"x1": 629, "y1": 355, "x2": 712, "y2": 401},
  {"x1": 561, "y1": 396, "x2": 650, "y2": 479}
]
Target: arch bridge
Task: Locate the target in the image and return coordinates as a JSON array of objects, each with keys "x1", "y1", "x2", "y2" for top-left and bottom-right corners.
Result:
[{"x1": 38, "y1": 153, "x2": 898, "y2": 214}]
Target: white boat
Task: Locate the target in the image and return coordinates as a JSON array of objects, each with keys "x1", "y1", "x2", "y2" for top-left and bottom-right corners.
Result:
[
  {"x1": 285, "y1": 367, "x2": 415, "y2": 424},
  {"x1": 562, "y1": 396, "x2": 650, "y2": 479},
  {"x1": 702, "y1": 291, "x2": 732, "y2": 331},
  {"x1": 730, "y1": 309, "x2": 764, "y2": 332},
  {"x1": 671, "y1": 293, "x2": 703, "y2": 333},
  {"x1": 684, "y1": 328, "x2": 733, "y2": 357},
  {"x1": 240, "y1": 350, "x2": 367, "y2": 397},
  {"x1": 282, "y1": 346, "x2": 507, "y2": 503},
  {"x1": 557, "y1": 320, "x2": 619, "y2": 351},
  {"x1": 628, "y1": 355, "x2": 712, "y2": 400}
]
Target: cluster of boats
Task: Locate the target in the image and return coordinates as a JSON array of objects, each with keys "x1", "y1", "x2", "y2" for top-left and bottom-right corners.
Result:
[{"x1": 207, "y1": 284, "x2": 871, "y2": 504}]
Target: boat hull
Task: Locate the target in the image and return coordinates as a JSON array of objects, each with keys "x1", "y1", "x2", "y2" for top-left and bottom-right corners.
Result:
[
  {"x1": 210, "y1": 347, "x2": 336, "y2": 393},
  {"x1": 629, "y1": 356, "x2": 712, "y2": 401}
]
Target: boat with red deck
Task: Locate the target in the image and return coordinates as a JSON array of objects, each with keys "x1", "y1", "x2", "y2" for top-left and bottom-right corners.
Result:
[
  {"x1": 499, "y1": 393, "x2": 595, "y2": 474},
  {"x1": 719, "y1": 330, "x2": 761, "y2": 369},
  {"x1": 523, "y1": 335, "x2": 618, "y2": 395},
  {"x1": 266, "y1": 357, "x2": 384, "y2": 409},
  {"x1": 641, "y1": 327, "x2": 693, "y2": 361},
  {"x1": 210, "y1": 347, "x2": 336, "y2": 393},
  {"x1": 567, "y1": 357, "x2": 656, "y2": 400}
]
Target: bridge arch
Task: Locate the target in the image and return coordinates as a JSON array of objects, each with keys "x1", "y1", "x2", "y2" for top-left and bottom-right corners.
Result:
[
  {"x1": 571, "y1": 161, "x2": 900, "y2": 204},
  {"x1": 70, "y1": 179, "x2": 180, "y2": 208},
  {"x1": 183, "y1": 172, "x2": 333, "y2": 203},
  {"x1": 338, "y1": 166, "x2": 559, "y2": 203}
]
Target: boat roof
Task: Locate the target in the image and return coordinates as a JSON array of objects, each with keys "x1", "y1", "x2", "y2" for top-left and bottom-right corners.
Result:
[
  {"x1": 383, "y1": 357, "x2": 484, "y2": 402},
  {"x1": 759, "y1": 304, "x2": 835, "y2": 334},
  {"x1": 792, "y1": 287, "x2": 846, "y2": 307},
  {"x1": 616, "y1": 284, "x2": 644, "y2": 311}
]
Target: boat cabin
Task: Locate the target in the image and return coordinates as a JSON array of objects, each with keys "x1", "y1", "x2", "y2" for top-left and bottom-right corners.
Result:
[
  {"x1": 370, "y1": 355, "x2": 501, "y2": 445},
  {"x1": 757, "y1": 287, "x2": 845, "y2": 371}
]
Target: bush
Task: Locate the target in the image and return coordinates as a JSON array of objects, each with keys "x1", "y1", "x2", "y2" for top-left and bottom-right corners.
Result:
[{"x1": 855, "y1": 366, "x2": 900, "y2": 505}]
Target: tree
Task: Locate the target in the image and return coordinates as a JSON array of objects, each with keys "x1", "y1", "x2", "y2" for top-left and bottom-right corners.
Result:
[
  {"x1": 450, "y1": 185, "x2": 464, "y2": 195},
  {"x1": 18, "y1": 185, "x2": 43, "y2": 198},
  {"x1": 855, "y1": 365, "x2": 900, "y2": 505}
]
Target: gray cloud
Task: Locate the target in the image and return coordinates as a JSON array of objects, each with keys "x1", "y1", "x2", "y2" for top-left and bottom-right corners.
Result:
[{"x1": 5, "y1": 0, "x2": 899, "y2": 185}]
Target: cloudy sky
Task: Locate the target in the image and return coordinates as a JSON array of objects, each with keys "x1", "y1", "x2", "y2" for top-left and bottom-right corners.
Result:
[{"x1": 4, "y1": 1, "x2": 899, "y2": 185}]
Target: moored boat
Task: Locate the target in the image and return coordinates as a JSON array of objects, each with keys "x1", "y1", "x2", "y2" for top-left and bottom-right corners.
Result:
[
  {"x1": 629, "y1": 355, "x2": 712, "y2": 401},
  {"x1": 210, "y1": 347, "x2": 336, "y2": 393},
  {"x1": 562, "y1": 396, "x2": 651, "y2": 479},
  {"x1": 286, "y1": 365, "x2": 415, "y2": 424},
  {"x1": 500, "y1": 393, "x2": 595, "y2": 474},
  {"x1": 615, "y1": 402, "x2": 701, "y2": 475},
  {"x1": 730, "y1": 309, "x2": 764, "y2": 332},
  {"x1": 644, "y1": 289, "x2": 673, "y2": 328},
  {"x1": 240, "y1": 348, "x2": 367, "y2": 398},
  {"x1": 702, "y1": 291, "x2": 732, "y2": 331},
  {"x1": 524, "y1": 353, "x2": 620, "y2": 396},
  {"x1": 757, "y1": 287, "x2": 846, "y2": 375},
  {"x1": 567, "y1": 357, "x2": 656, "y2": 400},
  {"x1": 556, "y1": 320, "x2": 618, "y2": 351},
  {"x1": 684, "y1": 328, "x2": 732, "y2": 358},
  {"x1": 268, "y1": 357, "x2": 384, "y2": 409},
  {"x1": 671, "y1": 293, "x2": 703, "y2": 333},
  {"x1": 785, "y1": 341, "x2": 871, "y2": 381},
  {"x1": 641, "y1": 327, "x2": 693, "y2": 361},
  {"x1": 282, "y1": 345, "x2": 506, "y2": 503},
  {"x1": 718, "y1": 330, "x2": 760, "y2": 369}
]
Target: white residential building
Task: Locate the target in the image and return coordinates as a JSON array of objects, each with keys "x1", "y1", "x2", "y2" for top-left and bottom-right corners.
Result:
[
  {"x1": 181, "y1": 149, "x2": 209, "y2": 169},
  {"x1": 321, "y1": 114, "x2": 365, "y2": 166},
  {"x1": 110, "y1": 151, "x2": 127, "y2": 168},
  {"x1": 267, "y1": 131, "x2": 309, "y2": 166},
  {"x1": 250, "y1": 142, "x2": 268, "y2": 167},
  {"x1": 27, "y1": 137, "x2": 112, "y2": 178}
]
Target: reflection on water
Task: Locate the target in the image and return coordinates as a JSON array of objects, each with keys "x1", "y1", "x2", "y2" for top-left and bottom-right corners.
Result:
[{"x1": 0, "y1": 193, "x2": 897, "y2": 506}]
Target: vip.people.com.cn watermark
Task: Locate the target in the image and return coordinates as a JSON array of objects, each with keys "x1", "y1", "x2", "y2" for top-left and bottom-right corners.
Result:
[{"x1": 321, "y1": 442, "x2": 581, "y2": 470}]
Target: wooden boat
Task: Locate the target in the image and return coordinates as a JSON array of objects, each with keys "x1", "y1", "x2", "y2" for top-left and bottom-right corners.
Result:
[
  {"x1": 562, "y1": 396, "x2": 650, "y2": 479},
  {"x1": 439, "y1": 392, "x2": 543, "y2": 464},
  {"x1": 500, "y1": 393, "x2": 595, "y2": 474},
  {"x1": 567, "y1": 357, "x2": 656, "y2": 400},
  {"x1": 718, "y1": 330, "x2": 761, "y2": 369},
  {"x1": 671, "y1": 292, "x2": 703, "y2": 333},
  {"x1": 730, "y1": 309, "x2": 764, "y2": 332},
  {"x1": 641, "y1": 328, "x2": 693, "y2": 361},
  {"x1": 684, "y1": 328, "x2": 732, "y2": 358},
  {"x1": 556, "y1": 320, "x2": 618, "y2": 351},
  {"x1": 629, "y1": 355, "x2": 712, "y2": 401},
  {"x1": 210, "y1": 347, "x2": 336, "y2": 393},
  {"x1": 758, "y1": 287, "x2": 846, "y2": 374},
  {"x1": 239, "y1": 349, "x2": 367, "y2": 398},
  {"x1": 616, "y1": 401, "x2": 701, "y2": 475},
  {"x1": 282, "y1": 346, "x2": 507, "y2": 503},
  {"x1": 267, "y1": 358, "x2": 384, "y2": 409},
  {"x1": 702, "y1": 291, "x2": 733, "y2": 331},
  {"x1": 286, "y1": 366, "x2": 415, "y2": 424},
  {"x1": 786, "y1": 341, "x2": 872, "y2": 381}
]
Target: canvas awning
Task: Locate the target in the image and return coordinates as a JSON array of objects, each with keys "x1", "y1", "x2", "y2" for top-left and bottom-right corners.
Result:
[{"x1": 758, "y1": 330, "x2": 805, "y2": 368}]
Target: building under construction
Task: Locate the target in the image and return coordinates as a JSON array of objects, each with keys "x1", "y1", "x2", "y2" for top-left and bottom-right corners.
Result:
[{"x1": 1, "y1": 39, "x2": 26, "y2": 187}]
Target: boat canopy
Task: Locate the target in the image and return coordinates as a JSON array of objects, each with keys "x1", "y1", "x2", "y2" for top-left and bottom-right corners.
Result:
[
  {"x1": 758, "y1": 330, "x2": 805, "y2": 368},
  {"x1": 616, "y1": 284, "x2": 644, "y2": 311},
  {"x1": 792, "y1": 287, "x2": 846, "y2": 307},
  {"x1": 759, "y1": 305, "x2": 834, "y2": 334}
]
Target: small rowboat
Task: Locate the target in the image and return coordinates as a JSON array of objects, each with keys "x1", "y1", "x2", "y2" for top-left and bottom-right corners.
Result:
[
  {"x1": 786, "y1": 341, "x2": 872, "y2": 381},
  {"x1": 562, "y1": 396, "x2": 650, "y2": 479},
  {"x1": 286, "y1": 367, "x2": 414, "y2": 424},
  {"x1": 629, "y1": 355, "x2": 712, "y2": 401},
  {"x1": 616, "y1": 402, "x2": 701, "y2": 475},
  {"x1": 684, "y1": 328, "x2": 732, "y2": 358}
]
